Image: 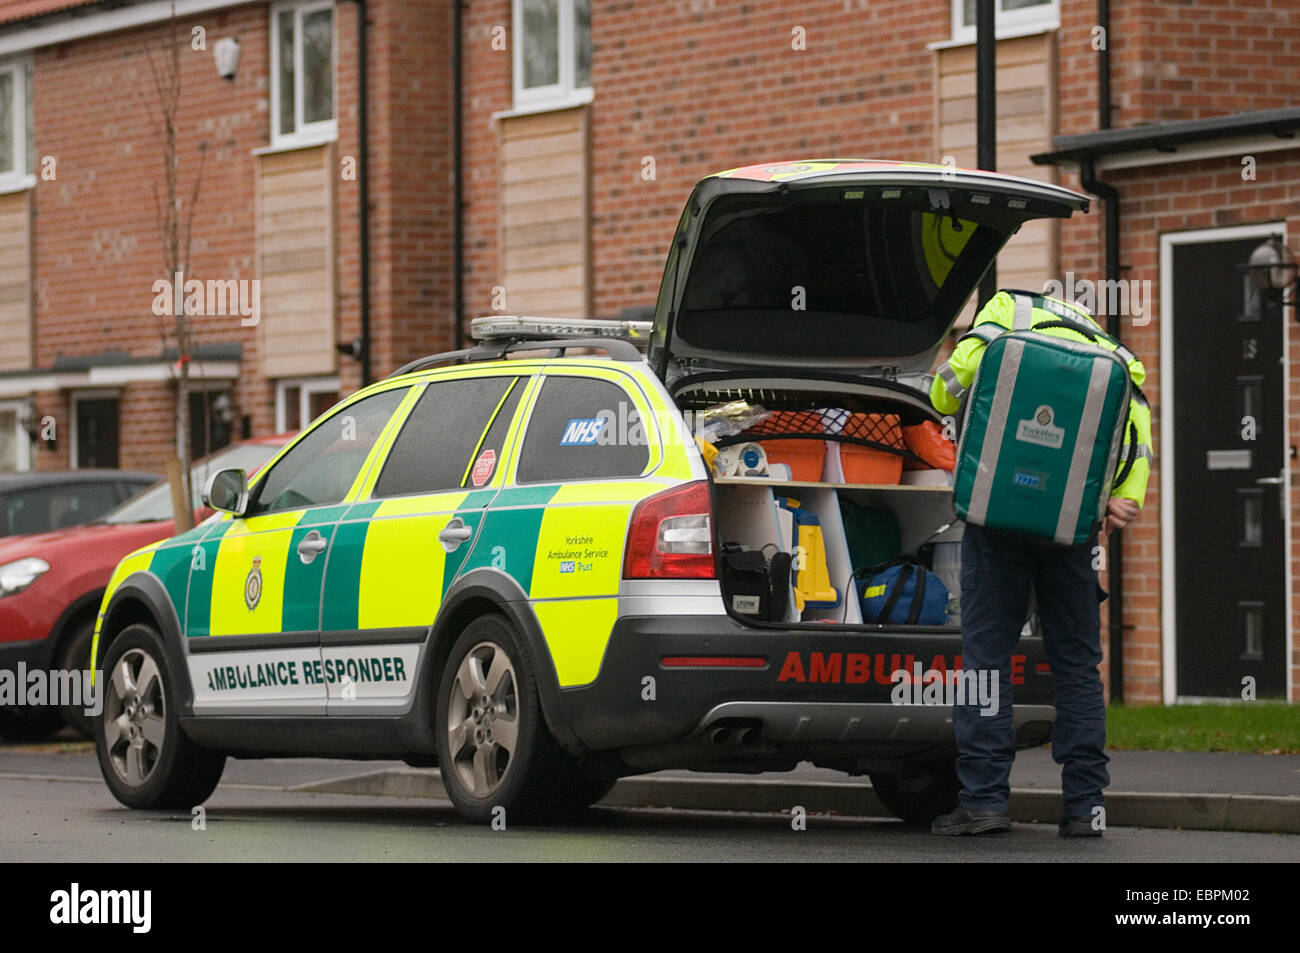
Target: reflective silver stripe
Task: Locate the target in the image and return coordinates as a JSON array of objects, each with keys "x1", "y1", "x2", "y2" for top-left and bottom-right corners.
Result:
[
  {"x1": 1127, "y1": 444, "x2": 1153, "y2": 462},
  {"x1": 1054, "y1": 359, "x2": 1114, "y2": 544},
  {"x1": 938, "y1": 363, "x2": 966, "y2": 398},
  {"x1": 965, "y1": 338, "x2": 1024, "y2": 526},
  {"x1": 961, "y1": 323, "x2": 1004, "y2": 345},
  {"x1": 1013, "y1": 293, "x2": 1035, "y2": 330},
  {"x1": 1114, "y1": 343, "x2": 1137, "y2": 366}
]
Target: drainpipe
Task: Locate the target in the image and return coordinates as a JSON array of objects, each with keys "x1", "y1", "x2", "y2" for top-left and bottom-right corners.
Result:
[
  {"x1": 975, "y1": 0, "x2": 997, "y2": 306},
  {"x1": 453, "y1": 0, "x2": 465, "y2": 351},
  {"x1": 1080, "y1": 0, "x2": 1125, "y2": 703},
  {"x1": 343, "y1": 0, "x2": 372, "y2": 385}
]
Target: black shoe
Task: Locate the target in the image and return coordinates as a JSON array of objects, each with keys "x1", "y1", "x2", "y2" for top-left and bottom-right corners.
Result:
[
  {"x1": 931, "y1": 807, "x2": 1011, "y2": 836},
  {"x1": 1058, "y1": 815, "x2": 1104, "y2": 838}
]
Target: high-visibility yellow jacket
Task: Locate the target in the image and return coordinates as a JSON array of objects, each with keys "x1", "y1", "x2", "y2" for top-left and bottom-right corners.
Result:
[{"x1": 930, "y1": 289, "x2": 1152, "y2": 508}]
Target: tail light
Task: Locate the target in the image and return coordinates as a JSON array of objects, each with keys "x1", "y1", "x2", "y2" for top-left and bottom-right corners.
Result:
[{"x1": 623, "y1": 480, "x2": 715, "y2": 579}]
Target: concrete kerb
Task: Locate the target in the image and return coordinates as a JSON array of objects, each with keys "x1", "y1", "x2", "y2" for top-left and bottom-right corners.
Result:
[{"x1": 290, "y1": 769, "x2": 1300, "y2": 834}]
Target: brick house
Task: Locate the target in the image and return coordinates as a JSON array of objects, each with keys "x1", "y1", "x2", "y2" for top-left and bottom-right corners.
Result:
[{"x1": 0, "y1": 0, "x2": 1295, "y2": 705}]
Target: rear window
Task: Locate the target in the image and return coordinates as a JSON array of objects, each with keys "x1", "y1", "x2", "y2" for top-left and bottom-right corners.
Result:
[
  {"x1": 676, "y1": 187, "x2": 1001, "y2": 358},
  {"x1": 516, "y1": 377, "x2": 650, "y2": 483},
  {"x1": 0, "y1": 482, "x2": 119, "y2": 535}
]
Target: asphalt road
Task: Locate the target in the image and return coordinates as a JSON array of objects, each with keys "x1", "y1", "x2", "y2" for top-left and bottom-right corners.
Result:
[{"x1": 2, "y1": 759, "x2": 1296, "y2": 863}]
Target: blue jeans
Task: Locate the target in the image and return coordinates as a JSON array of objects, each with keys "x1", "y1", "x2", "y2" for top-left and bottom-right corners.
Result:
[{"x1": 954, "y1": 522, "x2": 1109, "y2": 818}]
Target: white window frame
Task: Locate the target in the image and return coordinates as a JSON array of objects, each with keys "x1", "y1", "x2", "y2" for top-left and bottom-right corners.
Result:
[
  {"x1": 270, "y1": 0, "x2": 338, "y2": 148},
  {"x1": 69, "y1": 388, "x2": 121, "y2": 472},
  {"x1": 512, "y1": 0, "x2": 592, "y2": 112},
  {"x1": 950, "y1": 0, "x2": 1059, "y2": 44},
  {"x1": 276, "y1": 376, "x2": 340, "y2": 433},
  {"x1": 0, "y1": 398, "x2": 32, "y2": 471},
  {"x1": 0, "y1": 57, "x2": 34, "y2": 194}
]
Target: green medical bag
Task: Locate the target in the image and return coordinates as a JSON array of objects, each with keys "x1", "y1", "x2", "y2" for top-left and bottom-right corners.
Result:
[{"x1": 954, "y1": 330, "x2": 1132, "y2": 546}]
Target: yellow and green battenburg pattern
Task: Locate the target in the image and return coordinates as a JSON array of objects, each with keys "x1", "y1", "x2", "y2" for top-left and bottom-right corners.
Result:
[{"x1": 95, "y1": 360, "x2": 692, "y2": 690}]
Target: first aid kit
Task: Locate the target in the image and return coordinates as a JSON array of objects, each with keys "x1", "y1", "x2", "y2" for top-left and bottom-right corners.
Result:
[{"x1": 954, "y1": 326, "x2": 1132, "y2": 546}]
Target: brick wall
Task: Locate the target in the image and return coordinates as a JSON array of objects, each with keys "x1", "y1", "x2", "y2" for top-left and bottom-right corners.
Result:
[
  {"x1": 26, "y1": 0, "x2": 457, "y2": 472},
  {"x1": 30, "y1": 3, "x2": 274, "y2": 467},
  {"x1": 462, "y1": 0, "x2": 951, "y2": 325}
]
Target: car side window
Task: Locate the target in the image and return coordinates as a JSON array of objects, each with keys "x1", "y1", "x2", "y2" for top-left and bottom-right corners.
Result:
[
  {"x1": 516, "y1": 376, "x2": 650, "y2": 483},
  {"x1": 373, "y1": 376, "x2": 519, "y2": 497},
  {"x1": 247, "y1": 388, "x2": 407, "y2": 516}
]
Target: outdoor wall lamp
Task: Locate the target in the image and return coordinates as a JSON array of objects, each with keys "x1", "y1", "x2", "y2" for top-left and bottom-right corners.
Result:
[
  {"x1": 214, "y1": 37, "x2": 241, "y2": 81},
  {"x1": 1245, "y1": 235, "x2": 1298, "y2": 320}
]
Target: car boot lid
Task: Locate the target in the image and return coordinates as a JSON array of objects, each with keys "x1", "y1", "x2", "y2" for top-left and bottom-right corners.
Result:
[{"x1": 650, "y1": 159, "x2": 1089, "y2": 381}]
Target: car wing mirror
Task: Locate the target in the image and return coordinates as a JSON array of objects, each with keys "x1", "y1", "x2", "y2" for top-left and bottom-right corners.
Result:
[{"x1": 202, "y1": 468, "x2": 249, "y2": 516}]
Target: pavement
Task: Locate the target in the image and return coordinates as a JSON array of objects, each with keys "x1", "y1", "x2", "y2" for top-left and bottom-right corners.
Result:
[{"x1": 8, "y1": 739, "x2": 1295, "y2": 834}]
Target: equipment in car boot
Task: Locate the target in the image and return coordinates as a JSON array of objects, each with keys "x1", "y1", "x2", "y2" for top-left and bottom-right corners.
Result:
[
  {"x1": 839, "y1": 497, "x2": 902, "y2": 571},
  {"x1": 775, "y1": 497, "x2": 839, "y2": 611},
  {"x1": 715, "y1": 441, "x2": 770, "y2": 477},
  {"x1": 857, "y1": 559, "x2": 949, "y2": 626},
  {"x1": 719, "y1": 543, "x2": 792, "y2": 621},
  {"x1": 954, "y1": 319, "x2": 1133, "y2": 546}
]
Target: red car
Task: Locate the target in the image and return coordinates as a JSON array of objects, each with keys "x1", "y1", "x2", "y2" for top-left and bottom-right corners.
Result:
[{"x1": 0, "y1": 436, "x2": 288, "y2": 740}]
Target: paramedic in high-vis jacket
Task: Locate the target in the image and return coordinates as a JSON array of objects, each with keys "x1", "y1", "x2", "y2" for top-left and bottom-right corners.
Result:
[{"x1": 928, "y1": 289, "x2": 1152, "y2": 837}]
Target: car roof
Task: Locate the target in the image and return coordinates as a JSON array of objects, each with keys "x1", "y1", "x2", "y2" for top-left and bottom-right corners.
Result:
[{"x1": 0, "y1": 470, "x2": 160, "y2": 492}]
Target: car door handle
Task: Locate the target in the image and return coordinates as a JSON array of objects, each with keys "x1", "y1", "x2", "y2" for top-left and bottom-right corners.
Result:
[
  {"x1": 439, "y1": 519, "x2": 473, "y2": 552},
  {"x1": 1255, "y1": 475, "x2": 1284, "y2": 485},
  {"x1": 297, "y1": 530, "x2": 328, "y2": 564}
]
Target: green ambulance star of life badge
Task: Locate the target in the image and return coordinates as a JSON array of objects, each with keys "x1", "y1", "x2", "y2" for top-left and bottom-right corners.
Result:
[{"x1": 245, "y1": 556, "x2": 263, "y2": 610}]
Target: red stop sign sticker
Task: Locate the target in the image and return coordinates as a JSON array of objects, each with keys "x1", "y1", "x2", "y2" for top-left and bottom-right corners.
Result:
[{"x1": 471, "y1": 449, "x2": 496, "y2": 487}]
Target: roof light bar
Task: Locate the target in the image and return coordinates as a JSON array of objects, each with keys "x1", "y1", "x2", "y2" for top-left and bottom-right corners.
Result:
[{"x1": 471, "y1": 315, "x2": 653, "y2": 344}]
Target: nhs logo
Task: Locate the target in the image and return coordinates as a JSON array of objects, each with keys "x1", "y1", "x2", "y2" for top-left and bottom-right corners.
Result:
[
  {"x1": 560, "y1": 418, "x2": 605, "y2": 446},
  {"x1": 559, "y1": 561, "x2": 576, "y2": 573}
]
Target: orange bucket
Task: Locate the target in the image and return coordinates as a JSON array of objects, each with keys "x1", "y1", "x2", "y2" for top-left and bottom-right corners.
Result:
[
  {"x1": 838, "y1": 444, "x2": 904, "y2": 484},
  {"x1": 759, "y1": 439, "x2": 826, "y2": 482},
  {"x1": 838, "y1": 413, "x2": 904, "y2": 485}
]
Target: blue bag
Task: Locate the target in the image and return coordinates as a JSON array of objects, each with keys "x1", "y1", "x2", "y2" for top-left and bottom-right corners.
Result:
[{"x1": 858, "y1": 562, "x2": 948, "y2": 625}]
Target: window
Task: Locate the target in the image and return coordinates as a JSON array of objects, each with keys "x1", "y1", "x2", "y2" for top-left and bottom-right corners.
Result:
[
  {"x1": 374, "y1": 377, "x2": 520, "y2": 498},
  {"x1": 0, "y1": 482, "x2": 120, "y2": 536},
  {"x1": 271, "y1": 1, "x2": 336, "y2": 145},
  {"x1": 104, "y1": 441, "x2": 282, "y2": 525},
  {"x1": 951, "y1": 0, "x2": 1058, "y2": 43},
  {"x1": 277, "y1": 377, "x2": 341, "y2": 432},
  {"x1": 516, "y1": 377, "x2": 649, "y2": 483},
  {"x1": 513, "y1": 0, "x2": 591, "y2": 109},
  {"x1": 0, "y1": 401, "x2": 30, "y2": 471},
  {"x1": 248, "y1": 387, "x2": 404, "y2": 515},
  {"x1": 189, "y1": 389, "x2": 235, "y2": 460},
  {"x1": 71, "y1": 392, "x2": 120, "y2": 470},
  {"x1": 0, "y1": 59, "x2": 33, "y2": 191}
]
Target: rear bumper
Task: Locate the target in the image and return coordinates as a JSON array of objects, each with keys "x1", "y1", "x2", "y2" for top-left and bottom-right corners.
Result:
[{"x1": 560, "y1": 614, "x2": 1055, "y2": 755}]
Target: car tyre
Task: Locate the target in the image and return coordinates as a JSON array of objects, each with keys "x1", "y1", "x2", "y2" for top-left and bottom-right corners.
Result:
[
  {"x1": 58, "y1": 618, "x2": 96, "y2": 739},
  {"x1": 871, "y1": 762, "x2": 961, "y2": 826},
  {"x1": 95, "y1": 623, "x2": 226, "y2": 809},
  {"x1": 435, "y1": 614, "x2": 590, "y2": 824}
]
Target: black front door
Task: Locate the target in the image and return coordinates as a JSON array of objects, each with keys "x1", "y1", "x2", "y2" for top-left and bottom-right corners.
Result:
[
  {"x1": 75, "y1": 397, "x2": 120, "y2": 469},
  {"x1": 1173, "y1": 236, "x2": 1286, "y2": 698}
]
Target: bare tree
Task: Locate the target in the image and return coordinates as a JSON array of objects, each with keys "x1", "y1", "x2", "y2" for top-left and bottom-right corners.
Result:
[{"x1": 147, "y1": 5, "x2": 207, "y2": 533}]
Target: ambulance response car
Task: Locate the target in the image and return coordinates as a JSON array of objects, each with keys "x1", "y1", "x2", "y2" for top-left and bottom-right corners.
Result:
[{"x1": 91, "y1": 160, "x2": 1090, "y2": 824}]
